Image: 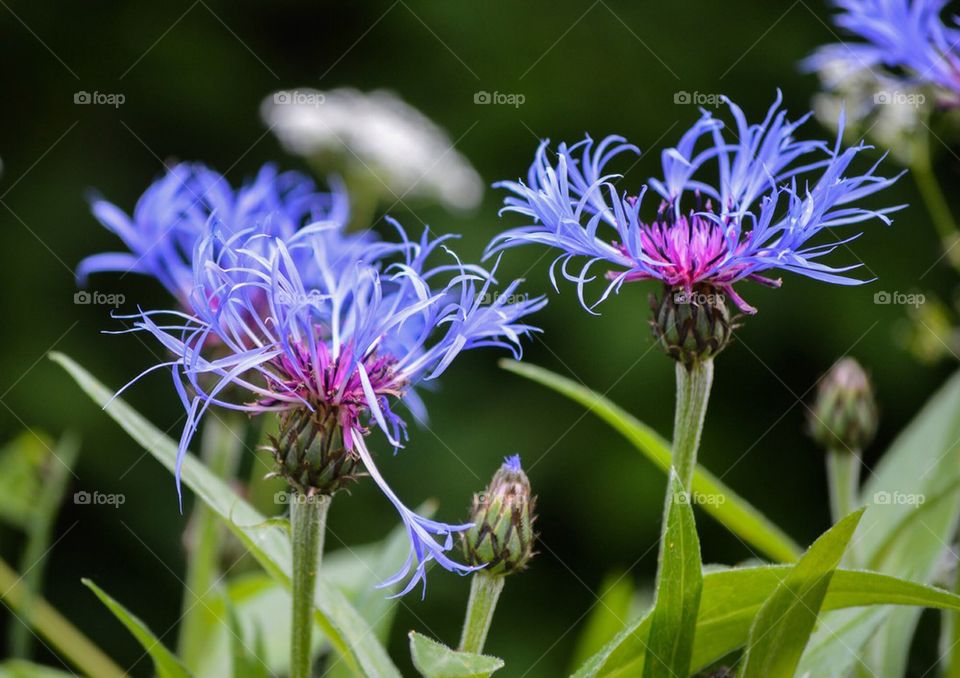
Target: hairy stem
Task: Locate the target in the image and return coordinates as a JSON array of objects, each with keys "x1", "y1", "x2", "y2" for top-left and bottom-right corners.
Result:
[
  {"x1": 290, "y1": 492, "x2": 330, "y2": 678},
  {"x1": 459, "y1": 572, "x2": 505, "y2": 654},
  {"x1": 672, "y1": 360, "x2": 715, "y2": 492},
  {"x1": 826, "y1": 448, "x2": 861, "y2": 525}
]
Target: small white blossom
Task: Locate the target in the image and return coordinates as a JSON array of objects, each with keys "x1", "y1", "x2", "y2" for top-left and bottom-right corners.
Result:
[{"x1": 262, "y1": 87, "x2": 483, "y2": 210}]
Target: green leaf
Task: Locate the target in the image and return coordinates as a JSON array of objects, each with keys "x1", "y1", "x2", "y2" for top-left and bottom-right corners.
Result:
[
  {"x1": 178, "y1": 416, "x2": 243, "y2": 672},
  {"x1": 796, "y1": 607, "x2": 885, "y2": 677},
  {"x1": 82, "y1": 579, "x2": 190, "y2": 678},
  {"x1": 572, "y1": 564, "x2": 960, "y2": 677},
  {"x1": 408, "y1": 632, "x2": 503, "y2": 678},
  {"x1": 0, "y1": 660, "x2": 77, "y2": 678},
  {"x1": 568, "y1": 572, "x2": 635, "y2": 672},
  {"x1": 226, "y1": 598, "x2": 269, "y2": 678},
  {"x1": 10, "y1": 432, "x2": 80, "y2": 658},
  {"x1": 0, "y1": 432, "x2": 57, "y2": 530},
  {"x1": 53, "y1": 352, "x2": 400, "y2": 678},
  {"x1": 737, "y1": 510, "x2": 863, "y2": 677},
  {"x1": 190, "y1": 519, "x2": 429, "y2": 678},
  {"x1": 643, "y1": 471, "x2": 702, "y2": 678},
  {"x1": 500, "y1": 360, "x2": 801, "y2": 563},
  {"x1": 855, "y1": 368, "x2": 960, "y2": 676}
]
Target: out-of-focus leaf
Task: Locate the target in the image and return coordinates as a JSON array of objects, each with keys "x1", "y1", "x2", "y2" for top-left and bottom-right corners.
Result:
[
  {"x1": 796, "y1": 607, "x2": 885, "y2": 678},
  {"x1": 572, "y1": 565, "x2": 960, "y2": 677},
  {"x1": 195, "y1": 513, "x2": 434, "y2": 678},
  {"x1": 0, "y1": 660, "x2": 77, "y2": 677},
  {"x1": 10, "y1": 432, "x2": 79, "y2": 658},
  {"x1": 54, "y1": 352, "x2": 400, "y2": 678},
  {"x1": 178, "y1": 415, "x2": 242, "y2": 672},
  {"x1": 643, "y1": 471, "x2": 702, "y2": 678},
  {"x1": 737, "y1": 510, "x2": 862, "y2": 677},
  {"x1": 854, "y1": 368, "x2": 960, "y2": 676},
  {"x1": 82, "y1": 579, "x2": 189, "y2": 678},
  {"x1": 0, "y1": 558, "x2": 123, "y2": 678},
  {"x1": 568, "y1": 572, "x2": 635, "y2": 672},
  {"x1": 226, "y1": 599, "x2": 269, "y2": 678},
  {"x1": 408, "y1": 632, "x2": 503, "y2": 678},
  {"x1": 0, "y1": 432, "x2": 56, "y2": 529},
  {"x1": 500, "y1": 360, "x2": 801, "y2": 563}
]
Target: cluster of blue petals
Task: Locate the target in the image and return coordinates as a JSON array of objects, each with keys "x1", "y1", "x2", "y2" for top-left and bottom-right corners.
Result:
[
  {"x1": 81, "y1": 163, "x2": 545, "y2": 596},
  {"x1": 489, "y1": 93, "x2": 902, "y2": 313}
]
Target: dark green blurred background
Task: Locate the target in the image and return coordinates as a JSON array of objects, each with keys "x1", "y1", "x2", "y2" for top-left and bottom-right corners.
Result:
[{"x1": 1, "y1": 1, "x2": 956, "y2": 675}]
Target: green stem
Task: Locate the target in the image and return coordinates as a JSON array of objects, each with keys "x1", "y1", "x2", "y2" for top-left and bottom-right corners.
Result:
[
  {"x1": 290, "y1": 491, "x2": 330, "y2": 678},
  {"x1": 826, "y1": 449, "x2": 861, "y2": 525},
  {"x1": 672, "y1": 360, "x2": 714, "y2": 492},
  {"x1": 0, "y1": 556, "x2": 124, "y2": 678},
  {"x1": 827, "y1": 448, "x2": 862, "y2": 568},
  {"x1": 912, "y1": 135, "x2": 960, "y2": 272},
  {"x1": 458, "y1": 572, "x2": 505, "y2": 654}
]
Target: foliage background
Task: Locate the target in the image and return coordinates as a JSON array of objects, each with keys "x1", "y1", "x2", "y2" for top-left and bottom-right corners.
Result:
[{"x1": 0, "y1": 0, "x2": 954, "y2": 675}]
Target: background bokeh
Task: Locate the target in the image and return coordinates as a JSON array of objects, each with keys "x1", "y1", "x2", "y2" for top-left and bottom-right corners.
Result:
[{"x1": 0, "y1": 1, "x2": 956, "y2": 675}]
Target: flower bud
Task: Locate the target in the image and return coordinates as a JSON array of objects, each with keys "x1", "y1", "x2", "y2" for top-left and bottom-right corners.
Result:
[
  {"x1": 809, "y1": 357, "x2": 878, "y2": 452},
  {"x1": 268, "y1": 408, "x2": 363, "y2": 495},
  {"x1": 650, "y1": 284, "x2": 734, "y2": 366},
  {"x1": 462, "y1": 455, "x2": 537, "y2": 575}
]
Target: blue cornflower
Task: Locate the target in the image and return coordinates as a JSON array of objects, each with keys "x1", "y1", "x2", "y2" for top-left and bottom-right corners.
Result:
[
  {"x1": 115, "y1": 219, "x2": 545, "y2": 596},
  {"x1": 805, "y1": 0, "x2": 960, "y2": 104},
  {"x1": 488, "y1": 93, "x2": 902, "y2": 313},
  {"x1": 78, "y1": 163, "x2": 350, "y2": 303}
]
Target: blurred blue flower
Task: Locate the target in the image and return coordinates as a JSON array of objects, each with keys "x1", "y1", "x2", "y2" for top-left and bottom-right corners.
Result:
[
  {"x1": 78, "y1": 163, "x2": 350, "y2": 304},
  {"x1": 805, "y1": 0, "x2": 960, "y2": 103},
  {"x1": 115, "y1": 219, "x2": 545, "y2": 595},
  {"x1": 489, "y1": 93, "x2": 902, "y2": 313}
]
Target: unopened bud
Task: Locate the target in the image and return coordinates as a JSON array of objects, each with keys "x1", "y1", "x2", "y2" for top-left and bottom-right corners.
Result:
[
  {"x1": 650, "y1": 284, "x2": 734, "y2": 366},
  {"x1": 809, "y1": 357, "x2": 878, "y2": 452},
  {"x1": 462, "y1": 455, "x2": 537, "y2": 575},
  {"x1": 268, "y1": 408, "x2": 362, "y2": 495}
]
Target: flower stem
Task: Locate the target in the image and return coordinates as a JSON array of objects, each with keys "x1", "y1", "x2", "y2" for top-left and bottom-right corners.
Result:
[
  {"x1": 912, "y1": 135, "x2": 960, "y2": 272},
  {"x1": 290, "y1": 491, "x2": 330, "y2": 678},
  {"x1": 826, "y1": 449, "x2": 861, "y2": 524},
  {"x1": 458, "y1": 572, "x2": 505, "y2": 654},
  {"x1": 672, "y1": 360, "x2": 714, "y2": 492},
  {"x1": 0, "y1": 556, "x2": 124, "y2": 678}
]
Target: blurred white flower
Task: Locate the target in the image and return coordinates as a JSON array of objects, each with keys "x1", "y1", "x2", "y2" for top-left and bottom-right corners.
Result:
[
  {"x1": 262, "y1": 87, "x2": 483, "y2": 211},
  {"x1": 810, "y1": 56, "x2": 932, "y2": 165}
]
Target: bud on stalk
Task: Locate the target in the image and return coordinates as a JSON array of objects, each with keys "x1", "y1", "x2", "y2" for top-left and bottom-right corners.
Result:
[
  {"x1": 459, "y1": 456, "x2": 537, "y2": 655},
  {"x1": 808, "y1": 357, "x2": 878, "y2": 453},
  {"x1": 462, "y1": 455, "x2": 537, "y2": 575}
]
